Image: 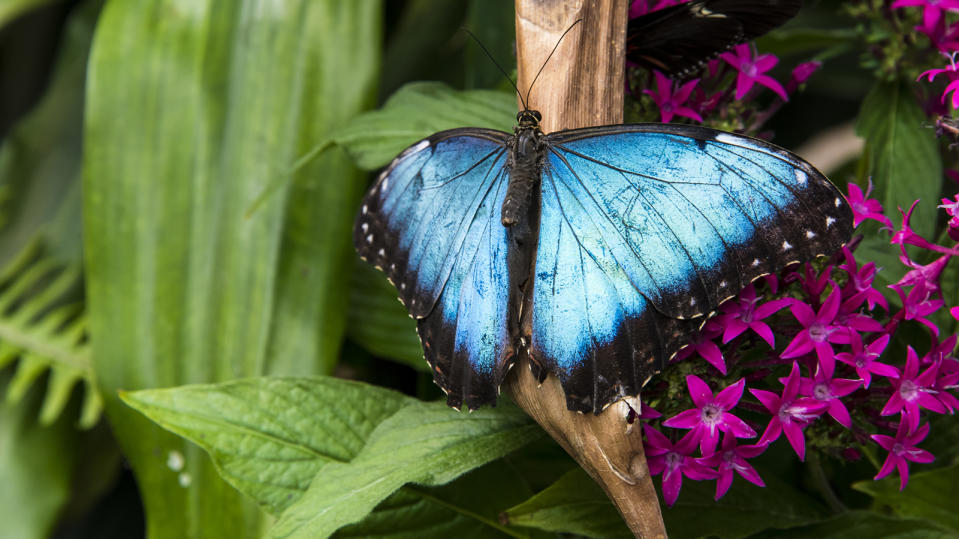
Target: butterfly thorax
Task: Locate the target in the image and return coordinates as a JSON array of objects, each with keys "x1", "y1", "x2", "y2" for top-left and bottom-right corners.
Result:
[{"x1": 501, "y1": 110, "x2": 546, "y2": 227}]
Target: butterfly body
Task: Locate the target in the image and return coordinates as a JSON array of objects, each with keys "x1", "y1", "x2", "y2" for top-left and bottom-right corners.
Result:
[{"x1": 355, "y1": 112, "x2": 853, "y2": 414}]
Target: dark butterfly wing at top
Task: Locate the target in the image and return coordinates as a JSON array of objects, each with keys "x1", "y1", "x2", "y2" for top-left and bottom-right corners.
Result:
[
  {"x1": 354, "y1": 128, "x2": 514, "y2": 410},
  {"x1": 531, "y1": 124, "x2": 853, "y2": 413},
  {"x1": 626, "y1": 0, "x2": 801, "y2": 78}
]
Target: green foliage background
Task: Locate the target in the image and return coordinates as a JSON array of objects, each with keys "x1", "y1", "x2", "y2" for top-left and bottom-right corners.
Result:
[{"x1": 0, "y1": 0, "x2": 957, "y2": 538}]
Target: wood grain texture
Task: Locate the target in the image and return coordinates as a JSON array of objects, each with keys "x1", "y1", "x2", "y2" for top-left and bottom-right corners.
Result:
[
  {"x1": 514, "y1": 0, "x2": 625, "y2": 131},
  {"x1": 506, "y1": 1, "x2": 668, "y2": 537}
]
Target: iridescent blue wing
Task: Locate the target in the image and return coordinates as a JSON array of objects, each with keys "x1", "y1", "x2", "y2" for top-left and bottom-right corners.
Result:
[
  {"x1": 354, "y1": 128, "x2": 513, "y2": 410},
  {"x1": 531, "y1": 124, "x2": 853, "y2": 413}
]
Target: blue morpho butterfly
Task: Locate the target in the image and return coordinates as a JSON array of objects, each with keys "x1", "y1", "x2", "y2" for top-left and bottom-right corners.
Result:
[{"x1": 354, "y1": 22, "x2": 853, "y2": 415}]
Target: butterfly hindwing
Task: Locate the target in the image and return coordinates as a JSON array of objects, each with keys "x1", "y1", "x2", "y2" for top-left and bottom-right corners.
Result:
[
  {"x1": 354, "y1": 129, "x2": 514, "y2": 409},
  {"x1": 530, "y1": 124, "x2": 853, "y2": 413}
]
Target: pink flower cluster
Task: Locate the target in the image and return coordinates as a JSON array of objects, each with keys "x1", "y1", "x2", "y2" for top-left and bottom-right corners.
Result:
[
  {"x1": 895, "y1": 0, "x2": 959, "y2": 109},
  {"x1": 641, "y1": 187, "x2": 959, "y2": 505},
  {"x1": 629, "y1": 0, "x2": 818, "y2": 129}
]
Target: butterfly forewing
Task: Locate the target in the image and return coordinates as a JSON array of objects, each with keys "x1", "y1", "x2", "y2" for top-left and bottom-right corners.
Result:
[
  {"x1": 529, "y1": 125, "x2": 853, "y2": 413},
  {"x1": 354, "y1": 129, "x2": 515, "y2": 409}
]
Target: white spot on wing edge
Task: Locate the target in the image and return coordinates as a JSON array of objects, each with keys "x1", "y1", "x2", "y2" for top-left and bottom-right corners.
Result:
[
  {"x1": 826, "y1": 216, "x2": 836, "y2": 227},
  {"x1": 795, "y1": 169, "x2": 808, "y2": 185},
  {"x1": 361, "y1": 204, "x2": 368, "y2": 215},
  {"x1": 410, "y1": 139, "x2": 430, "y2": 154},
  {"x1": 751, "y1": 258, "x2": 760, "y2": 267},
  {"x1": 715, "y1": 132, "x2": 765, "y2": 152},
  {"x1": 782, "y1": 240, "x2": 793, "y2": 251},
  {"x1": 806, "y1": 230, "x2": 816, "y2": 239},
  {"x1": 834, "y1": 197, "x2": 842, "y2": 207}
]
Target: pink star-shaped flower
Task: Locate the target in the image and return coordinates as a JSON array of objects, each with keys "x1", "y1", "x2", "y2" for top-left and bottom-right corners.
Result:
[
  {"x1": 838, "y1": 246, "x2": 888, "y2": 312},
  {"x1": 795, "y1": 362, "x2": 861, "y2": 428},
  {"x1": 716, "y1": 284, "x2": 792, "y2": 348},
  {"x1": 872, "y1": 421, "x2": 935, "y2": 490},
  {"x1": 892, "y1": 0, "x2": 959, "y2": 38},
  {"x1": 719, "y1": 44, "x2": 788, "y2": 100},
  {"x1": 835, "y1": 332, "x2": 897, "y2": 389},
  {"x1": 751, "y1": 362, "x2": 829, "y2": 461},
  {"x1": 673, "y1": 321, "x2": 726, "y2": 374},
  {"x1": 781, "y1": 284, "x2": 848, "y2": 373},
  {"x1": 700, "y1": 435, "x2": 768, "y2": 500},
  {"x1": 846, "y1": 179, "x2": 892, "y2": 228},
  {"x1": 663, "y1": 376, "x2": 757, "y2": 455},
  {"x1": 644, "y1": 71, "x2": 703, "y2": 123},
  {"x1": 881, "y1": 346, "x2": 948, "y2": 431},
  {"x1": 643, "y1": 426, "x2": 717, "y2": 506}
]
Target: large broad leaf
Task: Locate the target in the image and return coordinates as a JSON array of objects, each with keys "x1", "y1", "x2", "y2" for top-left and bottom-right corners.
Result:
[
  {"x1": 502, "y1": 467, "x2": 632, "y2": 538},
  {"x1": 336, "y1": 461, "x2": 536, "y2": 539},
  {"x1": 855, "y1": 80, "x2": 942, "y2": 240},
  {"x1": 120, "y1": 377, "x2": 414, "y2": 515},
  {"x1": 753, "y1": 510, "x2": 952, "y2": 538},
  {"x1": 268, "y1": 401, "x2": 542, "y2": 538},
  {"x1": 83, "y1": 1, "x2": 381, "y2": 537},
  {"x1": 333, "y1": 81, "x2": 515, "y2": 170},
  {"x1": 660, "y1": 465, "x2": 829, "y2": 538},
  {"x1": 853, "y1": 463, "x2": 959, "y2": 533}
]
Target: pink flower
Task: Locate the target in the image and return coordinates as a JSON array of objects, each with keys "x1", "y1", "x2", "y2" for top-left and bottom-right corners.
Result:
[
  {"x1": 663, "y1": 376, "x2": 756, "y2": 455},
  {"x1": 919, "y1": 60, "x2": 959, "y2": 110},
  {"x1": 796, "y1": 362, "x2": 861, "y2": 428},
  {"x1": 674, "y1": 321, "x2": 726, "y2": 374},
  {"x1": 890, "y1": 201, "x2": 959, "y2": 256},
  {"x1": 716, "y1": 284, "x2": 792, "y2": 348},
  {"x1": 839, "y1": 247, "x2": 888, "y2": 311},
  {"x1": 846, "y1": 179, "x2": 892, "y2": 228},
  {"x1": 629, "y1": 0, "x2": 680, "y2": 18},
  {"x1": 751, "y1": 362, "x2": 829, "y2": 460},
  {"x1": 913, "y1": 9, "x2": 959, "y2": 52},
  {"x1": 644, "y1": 426, "x2": 717, "y2": 506},
  {"x1": 781, "y1": 285, "x2": 848, "y2": 373},
  {"x1": 644, "y1": 71, "x2": 703, "y2": 123},
  {"x1": 899, "y1": 285, "x2": 945, "y2": 337},
  {"x1": 699, "y1": 435, "x2": 767, "y2": 500},
  {"x1": 835, "y1": 332, "x2": 897, "y2": 389},
  {"x1": 881, "y1": 346, "x2": 948, "y2": 431},
  {"x1": 871, "y1": 421, "x2": 935, "y2": 490},
  {"x1": 892, "y1": 0, "x2": 959, "y2": 35},
  {"x1": 719, "y1": 44, "x2": 788, "y2": 101}
]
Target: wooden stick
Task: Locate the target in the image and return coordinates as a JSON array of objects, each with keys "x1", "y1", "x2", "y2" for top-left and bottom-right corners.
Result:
[{"x1": 506, "y1": 1, "x2": 668, "y2": 537}]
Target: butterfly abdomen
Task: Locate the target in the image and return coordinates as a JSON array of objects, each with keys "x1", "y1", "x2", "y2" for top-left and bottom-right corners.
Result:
[{"x1": 502, "y1": 126, "x2": 546, "y2": 227}]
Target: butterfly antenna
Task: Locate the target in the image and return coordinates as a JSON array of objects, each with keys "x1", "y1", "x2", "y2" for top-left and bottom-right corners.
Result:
[
  {"x1": 524, "y1": 19, "x2": 583, "y2": 109},
  {"x1": 460, "y1": 27, "x2": 527, "y2": 110}
]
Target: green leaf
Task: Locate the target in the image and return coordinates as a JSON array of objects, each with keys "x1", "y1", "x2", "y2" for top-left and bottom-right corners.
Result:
[
  {"x1": 347, "y1": 257, "x2": 424, "y2": 370},
  {"x1": 853, "y1": 463, "x2": 959, "y2": 532},
  {"x1": 269, "y1": 401, "x2": 542, "y2": 538},
  {"x1": 120, "y1": 376, "x2": 414, "y2": 515},
  {"x1": 0, "y1": 369, "x2": 120, "y2": 539},
  {"x1": 662, "y1": 466, "x2": 829, "y2": 538},
  {"x1": 855, "y1": 80, "x2": 942, "y2": 239},
  {"x1": 503, "y1": 467, "x2": 631, "y2": 538},
  {"x1": 0, "y1": 0, "x2": 57, "y2": 30},
  {"x1": 337, "y1": 461, "x2": 535, "y2": 539},
  {"x1": 334, "y1": 81, "x2": 515, "y2": 170},
  {"x1": 752, "y1": 511, "x2": 952, "y2": 538},
  {"x1": 83, "y1": 1, "x2": 381, "y2": 537}
]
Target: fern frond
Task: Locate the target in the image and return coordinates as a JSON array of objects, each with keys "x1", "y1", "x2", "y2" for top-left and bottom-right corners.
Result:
[{"x1": 0, "y1": 239, "x2": 98, "y2": 427}]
